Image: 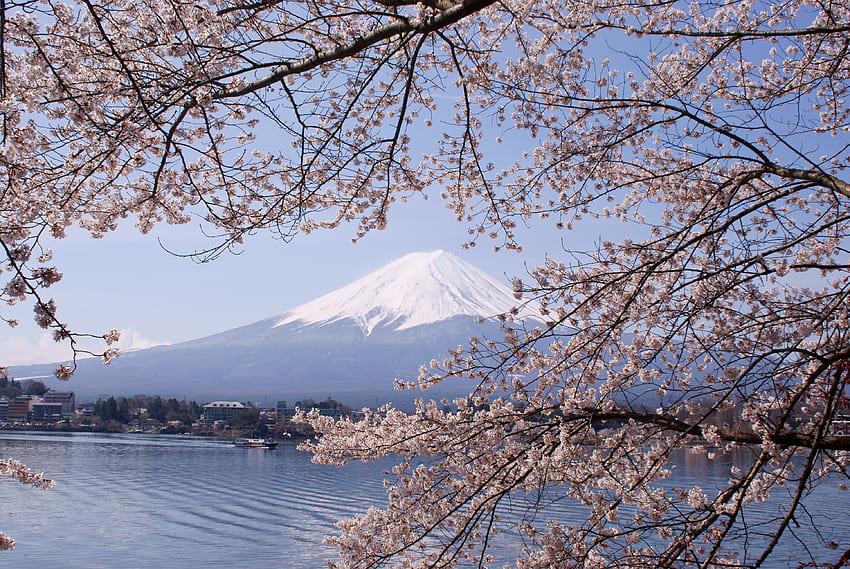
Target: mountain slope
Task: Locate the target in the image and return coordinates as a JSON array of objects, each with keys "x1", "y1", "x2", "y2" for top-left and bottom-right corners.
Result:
[
  {"x1": 12, "y1": 251, "x2": 538, "y2": 405},
  {"x1": 274, "y1": 250, "x2": 533, "y2": 334}
]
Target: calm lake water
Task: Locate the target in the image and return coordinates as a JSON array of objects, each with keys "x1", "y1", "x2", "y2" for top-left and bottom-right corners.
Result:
[{"x1": 0, "y1": 432, "x2": 846, "y2": 568}]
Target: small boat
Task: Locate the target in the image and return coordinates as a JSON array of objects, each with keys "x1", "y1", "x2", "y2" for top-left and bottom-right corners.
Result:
[{"x1": 234, "y1": 437, "x2": 278, "y2": 449}]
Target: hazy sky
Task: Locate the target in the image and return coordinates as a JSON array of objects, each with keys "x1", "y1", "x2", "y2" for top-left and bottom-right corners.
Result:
[{"x1": 0, "y1": 194, "x2": 614, "y2": 367}]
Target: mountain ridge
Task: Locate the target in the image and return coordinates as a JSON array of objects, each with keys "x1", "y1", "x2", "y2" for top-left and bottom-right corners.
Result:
[{"x1": 11, "y1": 251, "x2": 538, "y2": 405}]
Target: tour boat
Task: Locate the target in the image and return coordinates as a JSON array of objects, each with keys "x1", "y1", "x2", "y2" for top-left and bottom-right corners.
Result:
[{"x1": 234, "y1": 437, "x2": 278, "y2": 449}]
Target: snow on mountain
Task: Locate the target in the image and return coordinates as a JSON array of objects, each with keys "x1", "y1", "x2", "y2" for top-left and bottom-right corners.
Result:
[
  {"x1": 274, "y1": 250, "x2": 536, "y2": 334},
  {"x1": 10, "y1": 250, "x2": 540, "y2": 404}
]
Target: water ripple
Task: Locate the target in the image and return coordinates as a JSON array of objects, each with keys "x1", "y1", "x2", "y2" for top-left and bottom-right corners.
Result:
[{"x1": 2, "y1": 432, "x2": 846, "y2": 569}]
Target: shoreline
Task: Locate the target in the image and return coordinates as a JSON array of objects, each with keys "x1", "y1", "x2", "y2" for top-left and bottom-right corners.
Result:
[{"x1": 0, "y1": 423, "x2": 312, "y2": 440}]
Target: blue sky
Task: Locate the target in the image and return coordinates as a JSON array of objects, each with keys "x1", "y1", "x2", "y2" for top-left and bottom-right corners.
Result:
[{"x1": 0, "y1": 193, "x2": 597, "y2": 367}]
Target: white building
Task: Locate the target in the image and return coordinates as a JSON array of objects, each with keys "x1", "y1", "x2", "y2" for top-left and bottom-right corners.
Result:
[{"x1": 201, "y1": 401, "x2": 246, "y2": 424}]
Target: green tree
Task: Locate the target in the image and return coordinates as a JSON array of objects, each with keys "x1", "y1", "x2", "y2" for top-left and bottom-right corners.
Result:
[
  {"x1": 0, "y1": 375, "x2": 21, "y2": 399},
  {"x1": 231, "y1": 409, "x2": 260, "y2": 428},
  {"x1": 94, "y1": 397, "x2": 130, "y2": 424},
  {"x1": 23, "y1": 381, "x2": 48, "y2": 396},
  {"x1": 147, "y1": 397, "x2": 166, "y2": 421}
]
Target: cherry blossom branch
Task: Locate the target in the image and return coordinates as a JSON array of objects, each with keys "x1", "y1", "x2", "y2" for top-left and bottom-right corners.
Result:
[
  {"x1": 0, "y1": 458, "x2": 54, "y2": 550},
  {"x1": 766, "y1": 165, "x2": 850, "y2": 199},
  {"x1": 583, "y1": 408, "x2": 850, "y2": 451},
  {"x1": 606, "y1": 22, "x2": 850, "y2": 40},
  {"x1": 214, "y1": 0, "x2": 496, "y2": 99}
]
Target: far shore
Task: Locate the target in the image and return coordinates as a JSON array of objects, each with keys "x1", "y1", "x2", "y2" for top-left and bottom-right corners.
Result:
[{"x1": 0, "y1": 422, "x2": 313, "y2": 440}]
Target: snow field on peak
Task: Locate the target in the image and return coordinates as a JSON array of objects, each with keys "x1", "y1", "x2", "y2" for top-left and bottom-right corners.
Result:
[{"x1": 274, "y1": 251, "x2": 537, "y2": 335}]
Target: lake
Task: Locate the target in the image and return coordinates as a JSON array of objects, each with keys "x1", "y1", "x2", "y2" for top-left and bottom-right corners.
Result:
[
  {"x1": 0, "y1": 432, "x2": 846, "y2": 568},
  {"x1": 0, "y1": 432, "x2": 390, "y2": 568}
]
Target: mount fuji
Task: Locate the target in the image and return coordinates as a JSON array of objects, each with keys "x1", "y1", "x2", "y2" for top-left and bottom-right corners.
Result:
[{"x1": 11, "y1": 251, "x2": 539, "y2": 406}]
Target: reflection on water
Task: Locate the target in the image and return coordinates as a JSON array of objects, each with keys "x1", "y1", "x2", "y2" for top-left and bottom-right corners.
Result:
[{"x1": 0, "y1": 432, "x2": 846, "y2": 568}]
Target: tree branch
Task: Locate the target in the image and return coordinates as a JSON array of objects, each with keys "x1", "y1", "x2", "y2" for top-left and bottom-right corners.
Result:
[
  {"x1": 766, "y1": 165, "x2": 850, "y2": 199},
  {"x1": 585, "y1": 408, "x2": 850, "y2": 451},
  {"x1": 214, "y1": 0, "x2": 496, "y2": 99}
]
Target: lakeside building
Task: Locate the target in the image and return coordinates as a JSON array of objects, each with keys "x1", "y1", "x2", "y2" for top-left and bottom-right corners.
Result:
[
  {"x1": 200, "y1": 401, "x2": 246, "y2": 425},
  {"x1": 0, "y1": 393, "x2": 74, "y2": 424},
  {"x1": 7, "y1": 396, "x2": 33, "y2": 423},
  {"x1": 30, "y1": 400, "x2": 63, "y2": 423},
  {"x1": 276, "y1": 401, "x2": 289, "y2": 418},
  {"x1": 42, "y1": 390, "x2": 76, "y2": 417}
]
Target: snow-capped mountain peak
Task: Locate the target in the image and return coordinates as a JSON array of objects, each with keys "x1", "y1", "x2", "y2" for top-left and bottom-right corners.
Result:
[
  {"x1": 10, "y1": 250, "x2": 540, "y2": 402},
  {"x1": 274, "y1": 250, "x2": 536, "y2": 335}
]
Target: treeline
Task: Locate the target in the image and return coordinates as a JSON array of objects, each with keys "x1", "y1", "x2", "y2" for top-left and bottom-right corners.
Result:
[
  {"x1": 293, "y1": 398, "x2": 352, "y2": 412},
  {"x1": 0, "y1": 376, "x2": 49, "y2": 399},
  {"x1": 94, "y1": 396, "x2": 202, "y2": 425}
]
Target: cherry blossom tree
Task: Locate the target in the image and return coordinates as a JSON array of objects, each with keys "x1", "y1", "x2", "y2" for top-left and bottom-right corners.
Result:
[{"x1": 0, "y1": 0, "x2": 848, "y2": 564}]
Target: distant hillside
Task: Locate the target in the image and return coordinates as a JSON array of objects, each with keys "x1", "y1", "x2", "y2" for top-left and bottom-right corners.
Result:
[{"x1": 12, "y1": 251, "x2": 538, "y2": 407}]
